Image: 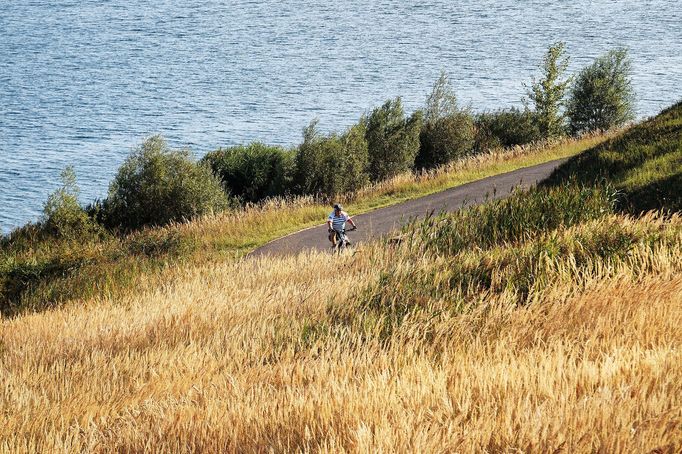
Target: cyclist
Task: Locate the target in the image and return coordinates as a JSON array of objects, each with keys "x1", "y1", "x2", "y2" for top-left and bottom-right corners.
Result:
[{"x1": 327, "y1": 203, "x2": 356, "y2": 247}]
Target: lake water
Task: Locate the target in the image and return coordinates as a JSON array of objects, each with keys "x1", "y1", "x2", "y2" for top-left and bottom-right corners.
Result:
[{"x1": 1, "y1": 0, "x2": 681, "y2": 233}]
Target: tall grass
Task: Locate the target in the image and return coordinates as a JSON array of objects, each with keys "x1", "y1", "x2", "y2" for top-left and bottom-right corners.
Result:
[
  {"x1": 401, "y1": 181, "x2": 617, "y2": 255},
  {"x1": 1, "y1": 211, "x2": 680, "y2": 452}
]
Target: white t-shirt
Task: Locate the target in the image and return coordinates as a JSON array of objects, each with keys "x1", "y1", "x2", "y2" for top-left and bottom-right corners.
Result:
[{"x1": 328, "y1": 210, "x2": 350, "y2": 231}]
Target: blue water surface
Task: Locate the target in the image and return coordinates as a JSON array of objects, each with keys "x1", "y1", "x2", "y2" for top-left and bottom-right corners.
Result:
[{"x1": 1, "y1": 0, "x2": 681, "y2": 233}]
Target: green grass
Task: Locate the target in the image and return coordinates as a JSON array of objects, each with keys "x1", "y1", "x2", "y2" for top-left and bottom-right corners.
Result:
[
  {"x1": 543, "y1": 101, "x2": 682, "y2": 212},
  {"x1": 0, "y1": 132, "x2": 620, "y2": 316}
]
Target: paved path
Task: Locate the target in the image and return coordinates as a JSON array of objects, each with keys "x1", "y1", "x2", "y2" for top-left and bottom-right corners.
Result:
[{"x1": 250, "y1": 158, "x2": 568, "y2": 257}]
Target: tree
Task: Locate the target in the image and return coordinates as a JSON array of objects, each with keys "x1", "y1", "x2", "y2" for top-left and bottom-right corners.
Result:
[
  {"x1": 202, "y1": 143, "x2": 295, "y2": 203},
  {"x1": 525, "y1": 42, "x2": 571, "y2": 138},
  {"x1": 103, "y1": 136, "x2": 230, "y2": 230},
  {"x1": 42, "y1": 166, "x2": 99, "y2": 239},
  {"x1": 294, "y1": 120, "x2": 369, "y2": 197},
  {"x1": 416, "y1": 71, "x2": 475, "y2": 169},
  {"x1": 425, "y1": 71, "x2": 459, "y2": 122},
  {"x1": 294, "y1": 120, "x2": 343, "y2": 196},
  {"x1": 566, "y1": 48, "x2": 635, "y2": 134},
  {"x1": 365, "y1": 97, "x2": 422, "y2": 181},
  {"x1": 339, "y1": 121, "x2": 370, "y2": 191}
]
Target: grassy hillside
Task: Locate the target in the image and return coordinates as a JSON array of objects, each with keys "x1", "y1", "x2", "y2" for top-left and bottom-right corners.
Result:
[
  {"x1": 0, "y1": 133, "x2": 608, "y2": 316},
  {"x1": 1, "y1": 103, "x2": 681, "y2": 452},
  {"x1": 544, "y1": 101, "x2": 682, "y2": 212}
]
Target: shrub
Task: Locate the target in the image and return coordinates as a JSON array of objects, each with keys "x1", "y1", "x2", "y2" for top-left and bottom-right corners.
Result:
[
  {"x1": 340, "y1": 121, "x2": 371, "y2": 191},
  {"x1": 415, "y1": 72, "x2": 475, "y2": 169},
  {"x1": 474, "y1": 108, "x2": 541, "y2": 151},
  {"x1": 202, "y1": 142, "x2": 295, "y2": 203},
  {"x1": 525, "y1": 41, "x2": 571, "y2": 138},
  {"x1": 103, "y1": 136, "x2": 230, "y2": 230},
  {"x1": 294, "y1": 120, "x2": 369, "y2": 197},
  {"x1": 41, "y1": 166, "x2": 100, "y2": 239},
  {"x1": 567, "y1": 48, "x2": 635, "y2": 134},
  {"x1": 365, "y1": 98, "x2": 423, "y2": 181}
]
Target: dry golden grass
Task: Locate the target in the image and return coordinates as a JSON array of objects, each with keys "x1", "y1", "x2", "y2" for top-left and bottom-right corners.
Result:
[{"x1": 2, "y1": 212, "x2": 680, "y2": 453}]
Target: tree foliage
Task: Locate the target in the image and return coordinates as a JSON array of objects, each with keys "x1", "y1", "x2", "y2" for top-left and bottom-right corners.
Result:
[
  {"x1": 103, "y1": 136, "x2": 230, "y2": 230},
  {"x1": 474, "y1": 108, "x2": 541, "y2": 152},
  {"x1": 566, "y1": 48, "x2": 635, "y2": 134},
  {"x1": 526, "y1": 42, "x2": 571, "y2": 138},
  {"x1": 203, "y1": 143, "x2": 294, "y2": 203},
  {"x1": 42, "y1": 166, "x2": 99, "y2": 239},
  {"x1": 416, "y1": 72, "x2": 475, "y2": 169},
  {"x1": 294, "y1": 120, "x2": 369, "y2": 197},
  {"x1": 365, "y1": 98, "x2": 423, "y2": 181},
  {"x1": 425, "y1": 71, "x2": 459, "y2": 122}
]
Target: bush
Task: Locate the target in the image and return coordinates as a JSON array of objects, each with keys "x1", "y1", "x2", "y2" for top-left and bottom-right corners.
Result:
[
  {"x1": 567, "y1": 48, "x2": 635, "y2": 134},
  {"x1": 41, "y1": 166, "x2": 100, "y2": 239},
  {"x1": 525, "y1": 42, "x2": 571, "y2": 138},
  {"x1": 103, "y1": 136, "x2": 230, "y2": 230},
  {"x1": 202, "y1": 142, "x2": 294, "y2": 203},
  {"x1": 474, "y1": 108, "x2": 541, "y2": 151},
  {"x1": 339, "y1": 121, "x2": 371, "y2": 191},
  {"x1": 365, "y1": 98, "x2": 423, "y2": 181},
  {"x1": 415, "y1": 72, "x2": 475, "y2": 169},
  {"x1": 294, "y1": 120, "x2": 369, "y2": 197}
]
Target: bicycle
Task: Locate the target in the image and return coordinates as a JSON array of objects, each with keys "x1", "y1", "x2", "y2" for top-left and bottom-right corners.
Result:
[{"x1": 329, "y1": 226, "x2": 356, "y2": 253}]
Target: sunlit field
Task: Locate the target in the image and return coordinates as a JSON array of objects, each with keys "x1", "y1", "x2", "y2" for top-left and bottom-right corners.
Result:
[
  {"x1": 2, "y1": 211, "x2": 680, "y2": 452},
  {"x1": 1, "y1": 103, "x2": 680, "y2": 452}
]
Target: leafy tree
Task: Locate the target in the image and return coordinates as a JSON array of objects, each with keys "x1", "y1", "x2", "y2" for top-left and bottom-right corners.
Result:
[
  {"x1": 203, "y1": 143, "x2": 295, "y2": 203},
  {"x1": 42, "y1": 166, "x2": 99, "y2": 239},
  {"x1": 425, "y1": 71, "x2": 459, "y2": 121},
  {"x1": 566, "y1": 48, "x2": 635, "y2": 134},
  {"x1": 525, "y1": 42, "x2": 572, "y2": 138},
  {"x1": 365, "y1": 97, "x2": 422, "y2": 181},
  {"x1": 339, "y1": 121, "x2": 370, "y2": 191},
  {"x1": 294, "y1": 121, "x2": 342, "y2": 196},
  {"x1": 474, "y1": 108, "x2": 542, "y2": 152},
  {"x1": 103, "y1": 136, "x2": 230, "y2": 230},
  {"x1": 294, "y1": 120, "x2": 369, "y2": 197},
  {"x1": 416, "y1": 71, "x2": 475, "y2": 169}
]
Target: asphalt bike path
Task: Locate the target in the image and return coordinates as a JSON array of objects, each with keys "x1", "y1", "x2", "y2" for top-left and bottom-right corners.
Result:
[{"x1": 250, "y1": 158, "x2": 568, "y2": 257}]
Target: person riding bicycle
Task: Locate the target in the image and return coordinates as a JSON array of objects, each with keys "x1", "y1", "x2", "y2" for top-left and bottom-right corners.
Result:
[{"x1": 327, "y1": 203, "x2": 356, "y2": 247}]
